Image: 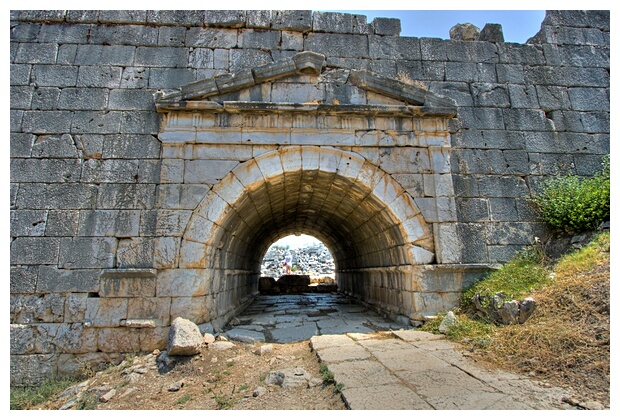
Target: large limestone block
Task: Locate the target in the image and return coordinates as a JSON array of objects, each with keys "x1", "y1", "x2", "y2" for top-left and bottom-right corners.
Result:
[
  {"x1": 167, "y1": 317, "x2": 203, "y2": 356},
  {"x1": 450, "y1": 23, "x2": 480, "y2": 41}
]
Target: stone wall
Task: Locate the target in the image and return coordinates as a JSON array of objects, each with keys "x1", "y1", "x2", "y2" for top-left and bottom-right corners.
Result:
[{"x1": 10, "y1": 10, "x2": 609, "y2": 385}]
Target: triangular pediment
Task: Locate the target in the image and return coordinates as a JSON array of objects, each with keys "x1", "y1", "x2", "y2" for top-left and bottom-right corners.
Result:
[{"x1": 154, "y1": 51, "x2": 456, "y2": 116}]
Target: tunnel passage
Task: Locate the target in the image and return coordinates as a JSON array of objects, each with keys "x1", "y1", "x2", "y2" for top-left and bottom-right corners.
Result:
[{"x1": 181, "y1": 146, "x2": 434, "y2": 327}]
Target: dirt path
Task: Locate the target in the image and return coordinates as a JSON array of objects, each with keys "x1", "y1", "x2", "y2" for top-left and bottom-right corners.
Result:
[{"x1": 45, "y1": 329, "x2": 587, "y2": 410}]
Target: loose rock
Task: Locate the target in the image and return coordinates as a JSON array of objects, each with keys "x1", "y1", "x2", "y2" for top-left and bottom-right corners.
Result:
[
  {"x1": 57, "y1": 379, "x2": 90, "y2": 401},
  {"x1": 99, "y1": 389, "x2": 116, "y2": 403},
  {"x1": 119, "y1": 387, "x2": 136, "y2": 399},
  {"x1": 167, "y1": 381, "x2": 184, "y2": 392},
  {"x1": 167, "y1": 317, "x2": 203, "y2": 356},
  {"x1": 254, "y1": 344, "x2": 274, "y2": 355},
  {"x1": 204, "y1": 333, "x2": 216, "y2": 345},
  {"x1": 438, "y1": 311, "x2": 457, "y2": 333},
  {"x1": 253, "y1": 386, "x2": 268, "y2": 397},
  {"x1": 210, "y1": 341, "x2": 235, "y2": 351},
  {"x1": 264, "y1": 368, "x2": 312, "y2": 388},
  {"x1": 518, "y1": 297, "x2": 538, "y2": 323},
  {"x1": 308, "y1": 377, "x2": 323, "y2": 388}
]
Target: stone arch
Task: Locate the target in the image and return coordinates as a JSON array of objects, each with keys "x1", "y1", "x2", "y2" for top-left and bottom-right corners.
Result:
[
  {"x1": 183, "y1": 146, "x2": 433, "y2": 265},
  {"x1": 178, "y1": 145, "x2": 434, "y2": 325}
]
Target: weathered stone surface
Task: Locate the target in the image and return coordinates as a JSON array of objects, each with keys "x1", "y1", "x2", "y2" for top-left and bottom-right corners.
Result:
[
  {"x1": 10, "y1": 353, "x2": 58, "y2": 386},
  {"x1": 272, "y1": 10, "x2": 312, "y2": 32},
  {"x1": 246, "y1": 11, "x2": 271, "y2": 29},
  {"x1": 478, "y1": 23, "x2": 504, "y2": 43},
  {"x1": 450, "y1": 23, "x2": 480, "y2": 41},
  {"x1": 205, "y1": 10, "x2": 246, "y2": 28},
  {"x1": 116, "y1": 238, "x2": 155, "y2": 268},
  {"x1": 11, "y1": 237, "x2": 59, "y2": 265},
  {"x1": 37, "y1": 267, "x2": 99, "y2": 293},
  {"x1": 99, "y1": 269, "x2": 157, "y2": 297},
  {"x1": 58, "y1": 237, "x2": 116, "y2": 269},
  {"x1": 86, "y1": 298, "x2": 128, "y2": 327},
  {"x1": 10, "y1": 266, "x2": 38, "y2": 293},
  {"x1": 167, "y1": 317, "x2": 203, "y2": 356},
  {"x1": 372, "y1": 17, "x2": 401, "y2": 36}
]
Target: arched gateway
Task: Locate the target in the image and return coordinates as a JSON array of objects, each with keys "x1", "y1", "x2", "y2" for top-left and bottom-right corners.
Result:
[{"x1": 153, "y1": 51, "x2": 492, "y2": 329}]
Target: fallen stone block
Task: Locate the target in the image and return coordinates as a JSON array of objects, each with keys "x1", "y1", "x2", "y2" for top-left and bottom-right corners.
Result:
[{"x1": 167, "y1": 317, "x2": 203, "y2": 356}]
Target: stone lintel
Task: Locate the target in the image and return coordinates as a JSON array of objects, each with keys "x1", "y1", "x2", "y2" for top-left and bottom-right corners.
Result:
[
  {"x1": 158, "y1": 101, "x2": 454, "y2": 118},
  {"x1": 223, "y1": 101, "x2": 416, "y2": 115},
  {"x1": 155, "y1": 100, "x2": 223, "y2": 112}
]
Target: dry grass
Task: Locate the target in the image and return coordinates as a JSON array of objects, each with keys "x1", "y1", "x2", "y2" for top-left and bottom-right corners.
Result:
[{"x1": 470, "y1": 233, "x2": 610, "y2": 405}]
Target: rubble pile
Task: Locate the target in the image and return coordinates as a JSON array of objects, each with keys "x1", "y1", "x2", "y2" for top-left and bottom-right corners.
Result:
[{"x1": 261, "y1": 243, "x2": 335, "y2": 280}]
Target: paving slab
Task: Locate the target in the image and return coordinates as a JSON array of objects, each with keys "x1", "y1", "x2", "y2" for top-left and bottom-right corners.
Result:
[
  {"x1": 328, "y1": 359, "x2": 401, "y2": 388},
  {"x1": 310, "y1": 334, "x2": 355, "y2": 350},
  {"x1": 340, "y1": 384, "x2": 433, "y2": 410},
  {"x1": 371, "y1": 348, "x2": 450, "y2": 372},
  {"x1": 357, "y1": 338, "x2": 412, "y2": 352},
  {"x1": 268, "y1": 323, "x2": 318, "y2": 343},
  {"x1": 315, "y1": 344, "x2": 372, "y2": 363},
  {"x1": 392, "y1": 329, "x2": 442, "y2": 342},
  {"x1": 222, "y1": 328, "x2": 265, "y2": 343},
  {"x1": 394, "y1": 365, "x2": 497, "y2": 397}
]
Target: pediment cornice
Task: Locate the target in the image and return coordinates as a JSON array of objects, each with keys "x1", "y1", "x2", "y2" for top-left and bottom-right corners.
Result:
[{"x1": 154, "y1": 51, "x2": 456, "y2": 117}]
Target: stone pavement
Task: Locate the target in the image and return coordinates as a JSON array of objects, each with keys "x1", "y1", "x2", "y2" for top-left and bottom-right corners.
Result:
[
  {"x1": 310, "y1": 331, "x2": 575, "y2": 410},
  {"x1": 223, "y1": 293, "x2": 411, "y2": 344},
  {"x1": 224, "y1": 293, "x2": 575, "y2": 410}
]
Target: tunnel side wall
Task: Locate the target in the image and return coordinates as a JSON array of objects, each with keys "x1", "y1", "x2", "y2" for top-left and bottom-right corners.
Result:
[{"x1": 10, "y1": 10, "x2": 610, "y2": 385}]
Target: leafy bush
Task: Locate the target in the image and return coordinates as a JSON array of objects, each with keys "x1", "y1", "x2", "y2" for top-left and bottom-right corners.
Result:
[{"x1": 531, "y1": 156, "x2": 610, "y2": 233}]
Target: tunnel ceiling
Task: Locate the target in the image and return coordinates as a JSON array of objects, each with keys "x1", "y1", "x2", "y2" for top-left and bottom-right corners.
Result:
[{"x1": 211, "y1": 166, "x2": 409, "y2": 273}]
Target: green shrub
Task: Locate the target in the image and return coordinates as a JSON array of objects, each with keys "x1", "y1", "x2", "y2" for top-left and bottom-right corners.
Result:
[
  {"x1": 461, "y1": 247, "x2": 550, "y2": 313},
  {"x1": 531, "y1": 156, "x2": 610, "y2": 233}
]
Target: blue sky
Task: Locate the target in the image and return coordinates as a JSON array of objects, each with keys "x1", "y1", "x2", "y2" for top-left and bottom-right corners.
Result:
[{"x1": 321, "y1": 10, "x2": 547, "y2": 44}]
